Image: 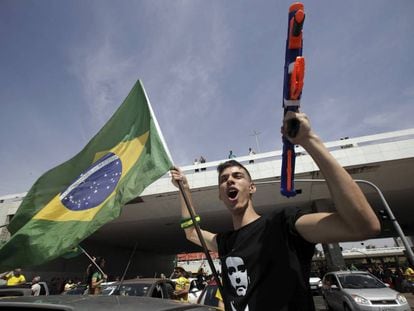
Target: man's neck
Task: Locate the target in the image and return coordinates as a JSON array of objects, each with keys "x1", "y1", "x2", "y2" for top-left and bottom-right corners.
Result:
[{"x1": 232, "y1": 205, "x2": 260, "y2": 230}]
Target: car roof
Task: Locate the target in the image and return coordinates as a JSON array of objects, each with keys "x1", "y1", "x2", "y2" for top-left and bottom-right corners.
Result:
[
  {"x1": 326, "y1": 271, "x2": 370, "y2": 276},
  {"x1": 0, "y1": 295, "x2": 215, "y2": 311},
  {"x1": 107, "y1": 278, "x2": 174, "y2": 285}
]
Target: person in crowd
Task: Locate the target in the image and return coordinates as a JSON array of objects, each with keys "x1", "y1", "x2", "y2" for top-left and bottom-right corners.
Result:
[
  {"x1": 172, "y1": 266, "x2": 190, "y2": 302},
  {"x1": 404, "y1": 264, "x2": 414, "y2": 282},
  {"x1": 195, "y1": 267, "x2": 207, "y2": 290},
  {"x1": 382, "y1": 265, "x2": 394, "y2": 288},
  {"x1": 349, "y1": 263, "x2": 358, "y2": 271},
  {"x1": 248, "y1": 147, "x2": 256, "y2": 164},
  {"x1": 200, "y1": 156, "x2": 206, "y2": 171},
  {"x1": 64, "y1": 279, "x2": 76, "y2": 292},
  {"x1": 403, "y1": 264, "x2": 414, "y2": 293},
  {"x1": 170, "y1": 111, "x2": 380, "y2": 310},
  {"x1": 1, "y1": 268, "x2": 26, "y2": 286},
  {"x1": 31, "y1": 276, "x2": 41, "y2": 296},
  {"x1": 87, "y1": 257, "x2": 107, "y2": 295},
  {"x1": 392, "y1": 266, "x2": 405, "y2": 292},
  {"x1": 194, "y1": 158, "x2": 200, "y2": 172},
  {"x1": 228, "y1": 150, "x2": 236, "y2": 159}
]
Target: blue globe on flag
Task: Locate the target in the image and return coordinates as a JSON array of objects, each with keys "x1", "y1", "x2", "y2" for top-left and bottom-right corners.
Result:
[{"x1": 60, "y1": 152, "x2": 122, "y2": 211}]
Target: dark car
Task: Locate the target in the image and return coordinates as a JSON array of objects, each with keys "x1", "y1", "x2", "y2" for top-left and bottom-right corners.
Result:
[
  {"x1": 0, "y1": 295, "x2": 218, "y2": 311},
  {"x1": 101, "y1": 278, "x2": 176, "y2": 299}
]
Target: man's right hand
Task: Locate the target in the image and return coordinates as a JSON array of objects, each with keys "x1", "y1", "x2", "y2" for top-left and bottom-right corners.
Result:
[{"x1": 170, "y1": 167, "x2": 189, "y2": 189}]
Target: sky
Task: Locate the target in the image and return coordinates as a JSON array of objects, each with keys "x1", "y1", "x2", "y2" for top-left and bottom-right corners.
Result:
[{"x1": 1, "y1": 0, "x2": 413, "y2": 197}]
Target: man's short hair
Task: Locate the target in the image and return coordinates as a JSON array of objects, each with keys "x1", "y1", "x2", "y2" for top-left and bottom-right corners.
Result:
[{"x1": 217, "y1": 160, "x2": 252, "y2": 182}]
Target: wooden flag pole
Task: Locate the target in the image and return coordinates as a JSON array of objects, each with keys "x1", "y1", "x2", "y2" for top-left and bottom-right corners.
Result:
[{"x1": 177, "y1": 180, "x2": 224, "y2": 297}]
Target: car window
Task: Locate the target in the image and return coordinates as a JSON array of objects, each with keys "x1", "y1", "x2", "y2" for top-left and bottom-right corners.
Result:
[
  {"x1": 199, "y1": 285, "x2": 220, "y2": 308},
  {"x1": 151, "y1": 284, "x2": 161, "y2": 298},
  {"x1": 118, "y1": 284, "x2": 151, "y2": 296},
  {"x1": 163, "y1": 282, "x2": 175, "y2": 299},
  {"x1": 39, "y1": 284, "x2": 46, "y2": 295},
  {"x1": 101, "y1": 285, "x2": 117, "y2": 295},
  {"x1": 323, "y1": 274, "x2": 339, "y2": 287},
  {"x1": 101, "y1": 284, "x2": 144, "y2": 296},
  {"x1": 337, "y1": 274, "x2": 386, "y2": 289}
]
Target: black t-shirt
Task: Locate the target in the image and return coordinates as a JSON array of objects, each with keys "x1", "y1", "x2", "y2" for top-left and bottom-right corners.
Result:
[{"x1": 216, "y1": 207, "x2": 315, "y2": 311}]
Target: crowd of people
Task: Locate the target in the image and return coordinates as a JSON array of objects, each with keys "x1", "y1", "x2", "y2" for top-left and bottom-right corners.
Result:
[
  {"x1": 0, "y1": 268, "x2": 42, "y2": 295},
  {"x1": 366, "y1": 263, "x2": 414, "y2": 293},
  {"x1": 193, "y1": 147, "x2": 257, "y2": 173},
  {"x1": 0, "y1": 260, "x2": 412, "y2": 310},
  {"x1": 0, "y1": 255, "x2": 110, "y2": 296}
]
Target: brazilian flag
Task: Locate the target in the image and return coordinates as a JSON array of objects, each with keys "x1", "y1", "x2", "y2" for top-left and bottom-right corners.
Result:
[{"x1": 0, "y1": 80, "x2": 172, "y2": 270}]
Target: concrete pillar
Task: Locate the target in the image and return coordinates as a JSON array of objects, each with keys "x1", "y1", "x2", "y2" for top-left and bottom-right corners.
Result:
[{"x1": 312, "y1": 200, "x2": 346, "y2": 271}]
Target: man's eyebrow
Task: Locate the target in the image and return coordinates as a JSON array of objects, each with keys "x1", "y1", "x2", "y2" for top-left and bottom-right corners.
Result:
[{"x1": 219, "y1": 173, "x2": 229, "y2": 179}]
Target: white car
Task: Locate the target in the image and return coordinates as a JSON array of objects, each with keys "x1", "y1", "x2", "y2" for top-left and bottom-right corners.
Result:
[
  {"x1": 309, "y1": 272, "x2": 322, "y2": 294},
  {"x1": 322, "y1": 271, "x2": 410, "y2": 310}
]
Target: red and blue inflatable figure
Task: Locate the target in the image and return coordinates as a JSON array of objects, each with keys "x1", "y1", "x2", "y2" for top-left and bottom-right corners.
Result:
[{"x1": 281, "y1": 2, "x2": 305, "y2": 197}]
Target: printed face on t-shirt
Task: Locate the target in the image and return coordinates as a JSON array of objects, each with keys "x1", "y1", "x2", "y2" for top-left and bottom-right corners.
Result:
[{"x1": 225, "y1": 256, "x2": 249, "y2": 296}]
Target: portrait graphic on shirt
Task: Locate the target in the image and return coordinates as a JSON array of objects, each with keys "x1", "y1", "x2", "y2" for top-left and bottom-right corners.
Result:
[{"x1": 225, "y1": 256, "x2": 249, "y2": 311}]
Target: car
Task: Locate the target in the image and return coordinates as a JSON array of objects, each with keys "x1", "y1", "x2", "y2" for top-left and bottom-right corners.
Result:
[
  {"x1": 0, "y1": 282, "x2": 49, "y2": 297},
  {"x1": 101, "y1": 278, "x2": 176, "y2": 300},
  {"x1": 321, "y1": 270, "x2": 410, "y2": 310},
  {"x1": 0, "y1": 295, "x2": 218, "y2": 310},
  {"x1": 188, "y1": 284, "x2": 203, "y2": 304},
  {"x1": 309, "y1": 272, "x2": 322, "y2": 295}
]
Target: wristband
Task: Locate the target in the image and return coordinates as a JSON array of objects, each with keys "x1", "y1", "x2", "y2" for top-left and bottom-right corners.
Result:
[{"x1": 180, "y1": 216, "x2": 201, "y2": 229}]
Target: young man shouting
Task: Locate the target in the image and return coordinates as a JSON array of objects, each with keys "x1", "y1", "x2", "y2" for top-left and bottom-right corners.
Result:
[{"x1": 170, "y1": 111, "x2": 380, "y2": 310}]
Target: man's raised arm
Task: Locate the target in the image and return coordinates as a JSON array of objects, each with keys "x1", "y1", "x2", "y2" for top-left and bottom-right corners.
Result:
[
  {"x1": 283, "y1": 111, "x2": 381, "y2": 243},
  {"x1": 170, "y1": 167, "x2": 218, "y2": 252}
]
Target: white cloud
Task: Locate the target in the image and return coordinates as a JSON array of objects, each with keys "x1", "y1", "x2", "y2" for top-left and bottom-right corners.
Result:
[{"x1": 68, "y1": 38, "x2": 138, "y2": 125}]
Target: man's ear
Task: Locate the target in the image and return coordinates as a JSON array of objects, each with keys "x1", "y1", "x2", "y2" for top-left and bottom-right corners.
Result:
[{"x1": 249, "y1": 183, "x2": 256, "y2": 195}]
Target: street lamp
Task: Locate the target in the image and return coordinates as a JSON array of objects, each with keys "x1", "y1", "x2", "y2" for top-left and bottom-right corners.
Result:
[{"x1": 250, "y1": 130, "x2": 262, "y2": 153}]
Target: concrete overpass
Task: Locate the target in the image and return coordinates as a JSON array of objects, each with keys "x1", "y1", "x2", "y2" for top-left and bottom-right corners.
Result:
[
  {"x1": 89, "y1": 128, "x2": 414, "y2": 253},
  {"x1": 1, "y1": 128, "x2": 414, "y2": 277}
]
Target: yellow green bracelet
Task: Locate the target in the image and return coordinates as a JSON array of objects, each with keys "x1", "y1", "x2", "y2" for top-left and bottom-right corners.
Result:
[{"x1": 180, "y1": 216, "x2": 201, "y2": 229}]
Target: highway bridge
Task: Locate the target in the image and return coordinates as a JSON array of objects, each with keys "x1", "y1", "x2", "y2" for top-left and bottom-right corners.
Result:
[
  {"x1": 87, "y1": 128, "x2": 414, "y2": 254},
  {"x1": 1, "y1": 128, "x2": 413, "y2": 277}
]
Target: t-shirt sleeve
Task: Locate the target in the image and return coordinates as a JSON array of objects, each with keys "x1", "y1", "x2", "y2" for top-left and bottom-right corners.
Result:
[
  {"x1": 283, "y1": 207, "x2": 316, "y2": 290},
  {"x1": 283, "y1": 207, "x2": 315, "y2": 256},
  {"x1": 91, "y1": 272, "x2": 99, "y2": 280}
]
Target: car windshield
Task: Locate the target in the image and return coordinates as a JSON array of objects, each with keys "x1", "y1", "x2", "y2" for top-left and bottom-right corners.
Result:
[
  {"x1": 337, "y1": 274, "x2": 386, "y2": 289},
  {"x1": 101, "y1": 283, "x2": 151, "y2": 296}
]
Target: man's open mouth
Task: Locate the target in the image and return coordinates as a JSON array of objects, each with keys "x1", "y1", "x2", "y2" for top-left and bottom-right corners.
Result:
[{"x1": 227, "y1": 188, "x2": 238, "y2": 199}]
